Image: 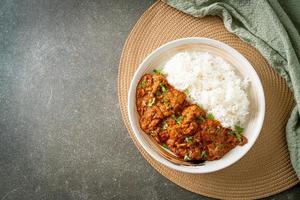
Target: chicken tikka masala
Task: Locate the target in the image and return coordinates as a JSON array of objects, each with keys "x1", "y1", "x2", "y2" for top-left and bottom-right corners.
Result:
[{"x1": 136, "y1": 72, "x2": 247, "y2": 162}]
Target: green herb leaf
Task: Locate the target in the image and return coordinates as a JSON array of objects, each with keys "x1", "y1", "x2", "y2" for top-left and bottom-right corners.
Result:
[
  {"x1": 229, "y1": 125, "x2": 244, "y2": 141},
  {"x1": 177, "y1": 116, "x2": 183, "y2": 124},
  {"x1": 230, "y1": 131, "x2": 241, "y2": 141},
  {"x1": 156, "y1": 90, "x2": 162, "y2": 96},
  {"x1": 160, "y1": 83, "x2": 168, "y2": 93},
  {"x1": 162, "y1": 143, "x2": 169, "y2": 149},
  {"x1": 196, "y1": 116, "x2": 205, "y2": 123},
  {"x1": 200, "y1": 150, "x2": 208, "y2": 158},
  {"x1": 150, "y1": 131, "x2": 157, "y2": 137},
  {"x1": 184, "y1": 89, "x2": 190, "y2": 95},
  {"x1": 172, "y1": 114, "x2": 183, "y2": 125},
  {"x1": 207, "y1": 113, "x2": 215, "y2": 120},
  {"x1": 162, "y1": 98, "x2": 170, "y2": 106},
  {"x1": 184, "y1": 155, "x2": 191, "y2": 161},
  {"x1": 153, "y1": 68, "x2": 163, "y2": 74},
  {"x1": 162, "y1": 121, "x2": 168, "y2": 130},
  {"x1": 234, "y1": 125, "x2": 244, "y2": 134},
  {"x1": 140, "y1": 80, "x2": 146, "y2": 88},
  {"x1": 185, "y1": 136, "x2": 193, "y2": 143},
  {"x1": 147, "y1": 98, "x2": 156, "y2": 107}
]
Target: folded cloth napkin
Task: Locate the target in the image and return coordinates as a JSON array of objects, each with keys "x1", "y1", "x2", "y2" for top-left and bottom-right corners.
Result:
[{"x1": 164, "y1": 0, "x2": 300, "y2": 179}]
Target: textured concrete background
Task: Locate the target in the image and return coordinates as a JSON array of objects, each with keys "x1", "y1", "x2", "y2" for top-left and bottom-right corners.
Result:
[{"x1": 0, "y1": 0, "x2": 299, "y2": 199}]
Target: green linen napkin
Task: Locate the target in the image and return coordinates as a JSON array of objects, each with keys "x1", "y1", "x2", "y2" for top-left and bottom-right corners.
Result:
[{"x1": 164, "y1": 0, "x2": 300, "y2": 179}]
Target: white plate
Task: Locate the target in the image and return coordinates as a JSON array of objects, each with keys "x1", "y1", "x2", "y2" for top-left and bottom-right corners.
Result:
[{"x1": 128, "y1": 37, "x2": 265, "y2": 173}]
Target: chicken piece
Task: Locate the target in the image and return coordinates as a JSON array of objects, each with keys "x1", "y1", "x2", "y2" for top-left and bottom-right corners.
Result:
[
  {"x1": 156, "y1": 85, "x2": 186, "y2": 117},
  {"x1": 182, "y1": 104, "x2": 206, "y2": 124},
  {"x1": 136, "y1": 74, "x2": 167, "y2": 115},
  {"x1": 162, "y1": 87, "x2": 186, "y2": 114},
  {"x1": 139, "y1": 106, "x2": 164, "y2": 133},
  {"x1": 180, "y1": 105, "x2": 205, "y2": 135}
]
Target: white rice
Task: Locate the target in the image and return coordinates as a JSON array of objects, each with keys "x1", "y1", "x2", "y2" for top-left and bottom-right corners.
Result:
[{"x1": 162, "y1": 51, "x2": 249, "y2": 129}]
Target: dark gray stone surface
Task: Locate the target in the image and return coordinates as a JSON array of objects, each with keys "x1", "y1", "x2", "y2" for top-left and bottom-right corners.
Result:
[{"x1": 0, "y1": 0, "x2": 299, "y2": 199}]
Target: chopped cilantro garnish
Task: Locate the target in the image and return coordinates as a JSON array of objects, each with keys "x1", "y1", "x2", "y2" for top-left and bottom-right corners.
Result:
[
  {"x1": 172, "y1": 114, "x2": 183, "y2": 125},
  {"x1": 177, "y1": 116, "x2": 183, "y2": 124},
  {"x1": 156, "y1": 90, "x2": 162, "y2": 96},
  {"x1": 153, "y1": 68, "x2": 163, "y2": 74},
  {"x1": 207, "y1": 113, "x2": 215, "y2": 120},
  {"x1": 184, "y1": 89, "x2": 190, "y2": 95},
  {"x1": 196, "y1": 116, "x2": 205, "y2": 123},
  {"x1": 162, "y1": 143, "x2": 169, "y2": 149},
  {"x1": 200, "y1": 150, "x2": 208, "y2": 158},
  {"x1": 150, "y1": 131, "x2": 157, "y2": 137},
  {"x1": 147, "y1": 98, "x2": 156, "y2": 107},
  {"x1": 235, "y1": 125, "x2": 244, "y2": 133},
  {"x1": 185, "y1": 136, "x2": 193, "y2": 143},
  {"x1": 172, "y1": 114, "x2": 176, "y2": 120},
  {"x1": 162, "y1": 98, "x2": 170, "y2": 106},
  {"x1": 184, "y1": 155, "x2": 191, "y2": 161},
  {"x1": 162, "y1": 121, "x2": 168, "y2": 130},
  {"x1": 229, "y1": 125, "x2": 244, "y2": 141},
  {"x1": 160, "y1": 83, "x2": 168, "y2": 93},
  {"x1": 140, "y1": 80, "x2": 146, "y2": 88}
]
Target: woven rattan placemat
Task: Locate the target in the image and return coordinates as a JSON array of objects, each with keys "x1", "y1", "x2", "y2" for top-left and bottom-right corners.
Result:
[{"x1": 118, "y1": 1, "x2": 299, "y2": 199}]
